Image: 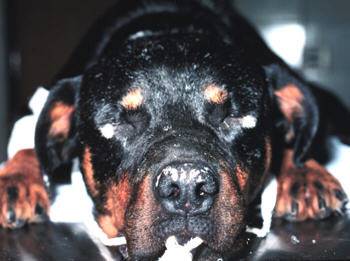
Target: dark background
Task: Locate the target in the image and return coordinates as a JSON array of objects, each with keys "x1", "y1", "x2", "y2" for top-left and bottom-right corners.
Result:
[{"x1": 0, "y1": 0, "x2": 350, "y2": 161}]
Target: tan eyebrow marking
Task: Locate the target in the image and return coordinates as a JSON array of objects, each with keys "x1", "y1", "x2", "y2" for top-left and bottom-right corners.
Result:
[
  {"x1": 203, "y1": 84, "x2": 228, "y2": 104},
  {"x1": 120, "y1": 88, "x2": 143, "y2": 110}
]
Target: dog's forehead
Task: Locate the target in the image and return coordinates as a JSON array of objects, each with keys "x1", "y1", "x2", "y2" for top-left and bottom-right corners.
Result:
[
  {"x1": 88, "y1": 33, "x2": 267, "y2": 125},
  {"x1": 128, "y1": 66, "x2": 264, "y2": 110},
  {"x1": 129, "y1": 67, "x2": 214, "y2": 108}
]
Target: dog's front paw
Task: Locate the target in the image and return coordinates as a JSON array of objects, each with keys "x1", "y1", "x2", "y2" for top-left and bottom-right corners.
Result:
[
  {"x1": 274, "y1": 154, "x2": 348, "y2": 221},
  {"x1": 0, "y1": 149, "x2": 49, "y2": 228},
  {"x1": 0, "y1": 175, "x2": 49, "y2": 228}
]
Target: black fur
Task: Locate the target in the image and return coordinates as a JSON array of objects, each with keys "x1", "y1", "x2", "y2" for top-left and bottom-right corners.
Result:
[{"x1": 32, "y1": 0, "x2": 350, "y2": 259}]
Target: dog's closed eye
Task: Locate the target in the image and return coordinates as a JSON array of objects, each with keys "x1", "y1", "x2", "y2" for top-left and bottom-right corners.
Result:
[{"x1": 220, "y1": 114, "x2": 257, "y2": 141}]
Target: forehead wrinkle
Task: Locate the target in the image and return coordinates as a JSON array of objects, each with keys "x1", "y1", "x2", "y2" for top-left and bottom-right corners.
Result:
[{"x1": 131, "y1": 67, "x2": 214, "y2": 122}]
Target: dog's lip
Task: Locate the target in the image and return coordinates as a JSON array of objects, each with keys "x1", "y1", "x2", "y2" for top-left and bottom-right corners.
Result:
[{"x1": 154, "y1": 215, "x2": 213, "y2": 242}]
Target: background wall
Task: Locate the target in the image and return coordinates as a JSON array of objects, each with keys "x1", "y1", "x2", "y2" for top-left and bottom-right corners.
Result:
[
  {"x1": 0, "y1": 0, "x2": 8, "y2": 161},
  {"x1": 235, "y1": 0, "x2": 350, "y2": 107},
  {"x1": 2, "y1": 0, "x2": 350, "y2": 160}
]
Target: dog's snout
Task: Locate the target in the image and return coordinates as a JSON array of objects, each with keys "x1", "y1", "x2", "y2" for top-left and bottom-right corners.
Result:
[{"x1": 155, "y1": 163, "x2": 218, "y2": 215}]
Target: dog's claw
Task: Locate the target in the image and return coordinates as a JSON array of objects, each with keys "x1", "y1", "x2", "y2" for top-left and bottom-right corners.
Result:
[
  {"x1": 6, "y1": 208, "x2": 16, "y2": 224},
  {"x1": 334, "y1": 189, "x2": 347, "y2": 202},
  {"x1": 291, "y1": 200, "x2": 299, "y2": 214},
  {"x1": 35, "y1": 204, "x2": 44, "y2": 216}
]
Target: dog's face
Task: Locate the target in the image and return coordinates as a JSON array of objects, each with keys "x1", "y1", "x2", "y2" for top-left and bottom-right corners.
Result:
[
  {"x1": 77, "y1": 33, "x2": 273, "y2": 258},
  {"x1": 36, "y1": 29, "x2": 317, "y2": 258}
]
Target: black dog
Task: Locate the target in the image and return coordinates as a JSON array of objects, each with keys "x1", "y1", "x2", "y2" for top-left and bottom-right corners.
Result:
[{"x1": 0, "y1": 0, "x2": 349, "y2": 260}]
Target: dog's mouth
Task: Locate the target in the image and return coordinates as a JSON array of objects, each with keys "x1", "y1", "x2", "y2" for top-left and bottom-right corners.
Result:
[
  {"x1": 154, "y1": 215, "x2": 214, "y2": 245},
  {"x1": 123, "y1": 164, "x2": 247, "y2": 258}
]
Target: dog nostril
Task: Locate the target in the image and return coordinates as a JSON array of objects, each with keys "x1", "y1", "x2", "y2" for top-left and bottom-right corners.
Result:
[
  {"x1": 157, "y1": 176, "x2": 181, "y2": 199},
  {"x1": 169, "y1": 184, "x2": 180, "y2": 199},
  {"x1": 196, "y1": 183, "x2": 208, "y2": 198},
  {"x1": 196, "y1": 178, "x2": 218, "y2": 198}
]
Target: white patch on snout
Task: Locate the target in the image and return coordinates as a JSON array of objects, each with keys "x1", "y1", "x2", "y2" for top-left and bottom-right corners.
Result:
[
  {"x1": 188, "y1": 169, "x2": 200, "y2": 180},
  {"x1": 156, "y1": 166, "x2": 209, "y2": 188},
  {"x1": 99, "y1": 123, "x2": 115, "y2": 139},
  {"x1": 196, "y1": 175, "x2": 204, "y2": 183},
  {"x1": 157, "y1": 167, "x2": 179, "y2": 187},
  {"x1": 179, "y1": 168, "x2": 187, "y2": 182},
  {"x1": 240, "y1": 115, "x2": 257, "y2": 129}
]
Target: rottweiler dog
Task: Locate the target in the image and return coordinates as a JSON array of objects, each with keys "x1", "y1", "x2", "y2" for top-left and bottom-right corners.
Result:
[{"x1": 0, "y1": 0, "x2": 349, "y2": 260}]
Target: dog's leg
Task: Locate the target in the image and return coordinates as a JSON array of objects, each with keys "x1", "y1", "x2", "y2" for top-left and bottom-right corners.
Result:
[
  {"x1": 0, "y1": 149, "x2": 49, "y2": 228},
  {"x1": 274, "y1": 149, "x2": 348, "y2": 221}
]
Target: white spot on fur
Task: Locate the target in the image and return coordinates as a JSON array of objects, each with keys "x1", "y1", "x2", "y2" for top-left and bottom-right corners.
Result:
[
  {"x1": 196, "y1": 175, "x2": 204, "y2": 183},
  {"x1": 163, "y1": 125, "x2": 172, "y2": 132},
  {"x1": 129, "y1": 30, "x2": 153, "y2": 40},
  {"x1": 155, "y1": 174, "x2": 162, "y2": 188},
  {"x1": 99, "y1": 123, "x2": 114, "y2": 139},
  {"x1": 240, "y1": 115, "x2": 257, "y2": 129},
  {"x1": 179, "y1": 168, "x2": 187, "y2": 182}
]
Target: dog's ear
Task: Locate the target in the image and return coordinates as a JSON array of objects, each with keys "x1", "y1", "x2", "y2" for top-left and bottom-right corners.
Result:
[
  {"x1": 264, "y1": 64, "x2": 319, "y2": 167},
  {"x1": 35, "y1": 76, "x2": 81, "y2": 181}
]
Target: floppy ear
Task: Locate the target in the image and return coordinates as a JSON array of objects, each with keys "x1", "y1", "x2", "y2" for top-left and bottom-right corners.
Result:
[
  {"x1": 265, "y1": 64, "x2": 319, "y2": 167},
  {"x1": 35, "y1": 76, "x2": 81, "y2": 182}
]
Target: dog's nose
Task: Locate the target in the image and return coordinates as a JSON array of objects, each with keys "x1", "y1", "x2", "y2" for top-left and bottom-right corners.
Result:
[{"x1": 155, "y1": 163, "x2": 218, "y2": 215}]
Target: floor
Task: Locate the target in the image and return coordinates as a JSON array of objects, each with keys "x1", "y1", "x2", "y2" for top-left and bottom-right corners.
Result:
[
  {"x1": 246, "y1": 211, "x2": 350, "y2": 260},
  {"x1": 0, "y1": 211, "x2": 349, "y2": 261}
]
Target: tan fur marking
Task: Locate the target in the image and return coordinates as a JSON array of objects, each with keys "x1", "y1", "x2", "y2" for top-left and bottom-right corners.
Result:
[
  {"x1": 120, "y1": 88, "x2": 143, "y2": 110},
  {"x1": 125, "y1": 175, "x2": 163, "y2": 256},
  {"x1": 204, "y1": 84, "x2": 228, "y2": 104},
  {"x1": 236, "y1": 165, "x2": 248, "y2": 191},
  {"x1": 275, "y1": 84, "x2": 303, "y2": 122},
  {"x1": 210, "y1": 171, "x2": 245, "y2": 249},
  {"x1": 0, "y1": 149, "x2": 41, "y2": 180},
  {"x1": 265, "y1": 137, "x2": 272, "y2": 173},
  {"x1": 98, "y1": 175, "x2": 131, "y2": 237},
  {"x1": 98, "y1": 215, "x2": 119, "y2": 238},
  {"x1": 82, "y1": 147, "x2": 99, "y2": 197},
  {"x1": 49, "y1": 102, "x2": 75, "y2": 138},
  {"x1": 131, "y1": 175, "x2": 156, "y2": 228}
]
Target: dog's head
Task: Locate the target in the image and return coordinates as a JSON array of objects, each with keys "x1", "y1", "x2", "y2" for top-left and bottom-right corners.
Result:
[{"x1": 35, "y1": 32, "x2": 318, "y2": 258}]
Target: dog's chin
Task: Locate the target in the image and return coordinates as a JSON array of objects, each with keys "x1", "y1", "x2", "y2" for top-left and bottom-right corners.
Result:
[
  {"x1": 153, "y1": 215, "x2": 245, "y2": 253},
  {"x1": 125, "y1": 210, "x2": 246, "y2": 259}
]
